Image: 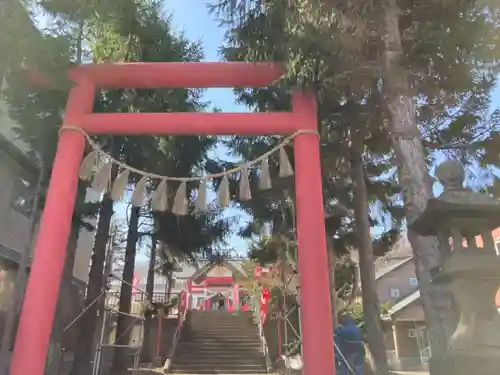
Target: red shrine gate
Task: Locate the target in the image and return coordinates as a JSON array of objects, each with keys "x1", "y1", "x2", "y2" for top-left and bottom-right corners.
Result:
[{"x1": 9, "y1": 62, "x2": 335, "y2": 375}]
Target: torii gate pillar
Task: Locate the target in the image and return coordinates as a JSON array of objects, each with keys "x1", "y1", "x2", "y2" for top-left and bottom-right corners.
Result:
[{"x1": 9, "y1": 62, "x2": 335, "y2": 375}]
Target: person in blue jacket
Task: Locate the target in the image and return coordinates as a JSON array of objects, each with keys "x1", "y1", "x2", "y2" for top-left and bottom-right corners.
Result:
[{"x1": 334, "y1": 314, "x2": 365, "y2": 375}]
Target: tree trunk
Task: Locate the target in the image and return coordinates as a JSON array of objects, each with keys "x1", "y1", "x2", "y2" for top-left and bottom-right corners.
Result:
[
  {"x1": 141, "y1": 234, "x2": 158, "y2": 363},
  {"x1": 381, "y1": 0, "x2": 453, "y2": 358},
  {"x1": 69, "y1": 196, "x2": 115, "y2": 375},
  {"x1": 326, "y1": 238, "x2": 338, "y2": 327},
  {"x1": 111, "y1": 206, "x2": 140, "y2": 373},
  {"x1": 165, "y1": 271, "x2": 173, "y2": 302},
  {"x1": 44, "y1": 227, "x2": 80, "y2": 375},
  {"x1": 351, "y1": 141, "x2": 390, "y2": 375}
]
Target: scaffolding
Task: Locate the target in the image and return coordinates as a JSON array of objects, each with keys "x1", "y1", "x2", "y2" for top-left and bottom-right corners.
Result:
[
  {"x1": 62, "y1": 272, "x2": 146, "y2": 375},
  {"x1": 273, "y1": 272, "x2": 354, "y2": 375},
  {"x1": 266, "y1": 193, "x2": 354, "y2": 375}
]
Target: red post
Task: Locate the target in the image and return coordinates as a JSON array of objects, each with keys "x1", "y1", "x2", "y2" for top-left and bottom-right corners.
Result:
[
  {"x1": 292, "y1": 91, "x2": 336, "y2": 375},
  {"x1": 9, "y1": 81, "x2": 95, "y2": 375}
]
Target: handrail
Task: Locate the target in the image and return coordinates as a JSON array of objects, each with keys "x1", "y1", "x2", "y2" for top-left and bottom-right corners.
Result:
[
  {"x1": 420, "y1": 345, "x2": 431, "y2": 364},
  {"x1": 255, "y1": 296, "x2": 273, "y2": 372},
  {"x1": 258, "y1": 317, "x2": 274, "y2": 372},
  {"x1": 163, "y1": 290, "x2": 189, "y2": 372}
]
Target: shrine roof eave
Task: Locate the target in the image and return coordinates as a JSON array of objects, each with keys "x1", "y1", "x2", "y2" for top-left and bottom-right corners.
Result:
[{"x1": 191, "y1": 260, "x2": 243, "y2": 284}]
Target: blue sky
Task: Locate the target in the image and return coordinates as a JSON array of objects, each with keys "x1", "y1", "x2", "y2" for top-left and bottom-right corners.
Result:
[
  {"x1": 144, "y1": 0, "x2": 253, "y2": 255},
  {"x1": 39, "y1": 0, "x2": 496, "y2": 258},
  {"x1": 132, "y1": 0, "x2": 500, "y2": 257},
  {"x1": 163, "y1": 0, "x2": 253, "y2": 254}
]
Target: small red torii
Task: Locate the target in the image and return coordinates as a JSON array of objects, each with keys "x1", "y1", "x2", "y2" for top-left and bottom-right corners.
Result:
[{"x1": 9, "y1": 62, "x2": 335, "y2": 375}]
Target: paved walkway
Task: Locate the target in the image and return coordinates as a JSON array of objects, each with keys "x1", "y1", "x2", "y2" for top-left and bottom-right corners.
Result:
[
  {"x1": 118, "y1": 368, "x2": 273, "y2": 375},
  {"x1": 116, "y1": 365, "x2": 428, "y2": 375},
  {"x1": 122, "y1": 370, "x2": 426, "y2": 375}
]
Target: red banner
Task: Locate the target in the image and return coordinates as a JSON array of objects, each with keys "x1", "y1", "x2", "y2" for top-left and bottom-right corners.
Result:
[{"x1": 260, "y1": 287, "x2": 271, "y2": 324}]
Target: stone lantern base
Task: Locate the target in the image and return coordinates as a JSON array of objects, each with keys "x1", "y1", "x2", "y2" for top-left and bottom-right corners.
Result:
[{"x1": 430, "y1": 354, "x2": 500, "y2": 375}]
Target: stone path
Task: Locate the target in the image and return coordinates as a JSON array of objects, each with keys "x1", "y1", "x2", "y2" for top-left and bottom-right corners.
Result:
[
  {"x1": 118, "y1": 366, "x2": 427, "y2": 375},
  {"x1": 118, "y1": 368, "x2": 273, "y2": 375}
]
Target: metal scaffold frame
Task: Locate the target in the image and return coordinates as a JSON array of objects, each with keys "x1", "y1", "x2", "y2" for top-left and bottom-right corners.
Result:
[
  {"x1": 61, "y1": 272, "x2": 146, "y2": 375},
  {"x1": 276, "y1": 273, "x2": 354, "y2": 375},
  {"x1": 269, "y1": 194, "x2": 353, "y2": 375},
  {"x1": 91, "y1": 273, "x2": 146, "y2": 375}
]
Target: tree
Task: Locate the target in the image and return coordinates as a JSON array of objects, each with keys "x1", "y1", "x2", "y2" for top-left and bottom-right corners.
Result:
[
  {"x1": 1, "y1": 1, "x2": 230, "y2": 373},
  {"x1": 212, "y1": 0, "x2": 500, "y2": 362},
  {"x1": 54, "y1": 3, "x2": 231, "y2": 372},
  {"x1": 351, "y1": 134, "x2": 389, "y2": 375},
  {"x1": 140, "y1": 229, "x2": 158, "y2": 363},
  {"x1": 208, "y1": 6, "x2": 402, "y2": 373}
]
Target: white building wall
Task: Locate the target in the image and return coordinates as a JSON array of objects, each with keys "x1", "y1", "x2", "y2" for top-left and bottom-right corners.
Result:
[{"x1": 0, "y1": 97, "x2": 96, "y2": 286}]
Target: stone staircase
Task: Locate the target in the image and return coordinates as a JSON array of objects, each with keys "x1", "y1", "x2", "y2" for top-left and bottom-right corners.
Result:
[{"x1": 170, "y1": 310, "x2": 268, "y2": 374}]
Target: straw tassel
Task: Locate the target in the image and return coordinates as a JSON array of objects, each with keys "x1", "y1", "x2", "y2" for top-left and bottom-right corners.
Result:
[
  {"x1": 239, "y1": 166, "x2": 252, "y2": 201},
  {"x1": 259, "y1": 158, "x2": 272, "y2": 190},
  {"x1": 279, "y1": 147, "x2": 294, "y2": 177},
  {"x1": 195, "y1": 180, "x2": 208, "y2": 213},
  {"x1": 79, "y1": 150, "x2": 100, "y2": 181},
  {"x1": 131, "y1": 176, "x2": 148, "y2": 207},
  {"x1": 151, "y1": 179, "x2": 168, "y2": 212},
  {"x1": 218, "y1": 174, "x2": 230, "y2": 208},
  {"x1": 172, "y1": 181, "x2": 188, "y2": 216},
  {"x1": 91, "y1": 161, "x2": 112, "y2": 193},
  {"x1": 110, "y1": 169, "x2": 130, "y2": 201}
]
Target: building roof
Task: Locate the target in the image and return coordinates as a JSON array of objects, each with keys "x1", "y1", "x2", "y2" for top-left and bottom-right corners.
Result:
[
  {"x1": 384, "y1": 290, "x2": 420, "y2": 318},
  {"x1": 375, "y1": 256, "x2": 413, "y2": 280},
  {"x1": 191, "y1": 260, "x2": 245, "y2": 283}
]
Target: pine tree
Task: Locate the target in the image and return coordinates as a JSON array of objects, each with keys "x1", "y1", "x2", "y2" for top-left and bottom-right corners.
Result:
[
  {"x1": 2, "y1": 1, "x2": 230, "y2": 374},
  {"x1": 212, "y1": 0, "x2": 500, "y2": 364}
]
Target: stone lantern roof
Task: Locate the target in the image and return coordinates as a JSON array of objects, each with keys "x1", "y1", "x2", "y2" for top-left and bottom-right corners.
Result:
[{"x1": 409, "y1": 160, "x2": 500, "y2": 237}]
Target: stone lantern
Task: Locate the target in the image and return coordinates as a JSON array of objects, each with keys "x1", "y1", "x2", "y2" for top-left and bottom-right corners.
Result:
[{"x1": 409, "y1": 160, "x2": 500, "y2": 375}]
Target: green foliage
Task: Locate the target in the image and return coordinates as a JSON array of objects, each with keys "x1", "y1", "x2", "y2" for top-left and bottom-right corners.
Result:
[
  {"x1": 210, "y1": 0, "x2": 500, "y2": 263},
  {"x1": 141, "y1": 295, "x2": 180, "y2": 320},
  {"x1": 348, "y1": 302, "x2": 392, "y2": 339},
  {"x1": 209, "y1": 4, "x2": 405, "y2": 261},
  {"x1": 0, "y1": 1, "x2": 71, "y2": 83}
]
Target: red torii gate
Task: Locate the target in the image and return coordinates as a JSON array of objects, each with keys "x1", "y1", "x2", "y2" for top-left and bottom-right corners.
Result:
[{"x1": 9, "y1": 62, "x2": 335, "y2": 375}]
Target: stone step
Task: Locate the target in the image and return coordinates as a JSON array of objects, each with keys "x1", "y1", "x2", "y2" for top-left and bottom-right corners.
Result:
[
  {"x1": 182, "y1": 337, "x2": 259, "y2": 342},
  {"x1": 178, "y1": 339, "x2": 260, "y2": 345},
  {"x1": 174, "y1": 350, "x2": 264, "y2": 359},
  {"x1": 189, "y1": 322, "x2": 255, "y2": 326},
  {"x1": 186, "y1": 330, "x2": 258, "y2": 335},
  {"x1": 176, "y1": 343, "x2": 262, "y2": 351},
  {"x1": 170, "y1": 364, "x2": 267, "y2": 374},
  {"x1": 189, "y1": 320, "x2": 255, "y2": 324},
  {"x1": 187, "y1": 328, "x2": 258, "y2": 334},
  {"x1": 190, "y1": 311, "x2": 254, "y2": 315},
  {"x1": 191, "y1": 326, "x2": 255, "y2": 328},
  {"x1": 173, "y1": 357, "x2": 266, "y2": 365},
  {"x1": 172, "y1": 312, "x2": 265, "y2": 374}
]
